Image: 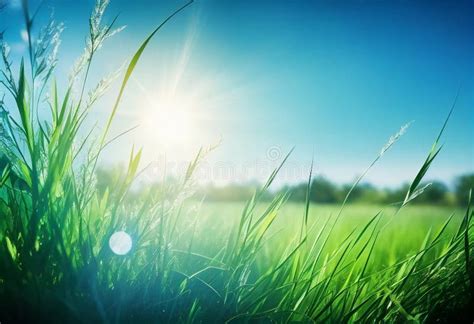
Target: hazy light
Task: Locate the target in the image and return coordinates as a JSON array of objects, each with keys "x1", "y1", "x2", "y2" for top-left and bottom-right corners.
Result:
[
  {"x1": 20, "y1": 29, "x2": 29, "y2": 42},
  {"x1": 129, "y1": 17, "x2": 218, "y2": 154},
  {"x1": 109, "y1": 231, "x2": 132, "y2": 255},
  {"x1": 140, "y1": 94, "x2": 195, "y2": 147}
]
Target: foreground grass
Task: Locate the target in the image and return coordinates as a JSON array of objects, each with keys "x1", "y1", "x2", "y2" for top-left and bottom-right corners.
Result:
[{"x1": 0, "y1": 0, "x2": 472, "y2": 323}]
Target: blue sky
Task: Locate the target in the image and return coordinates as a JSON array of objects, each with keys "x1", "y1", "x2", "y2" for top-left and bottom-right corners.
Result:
[{"x1": 1, "y1": 0, "x2": 473, "y2": 187}]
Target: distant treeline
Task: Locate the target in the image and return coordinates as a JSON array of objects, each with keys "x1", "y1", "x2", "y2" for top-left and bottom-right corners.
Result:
[
  {"x1": 94, "y1": 166, "x2": 473, "y2": 206},
  {"x1": 195, "y1": 173, "x2": 474, "y2": 206}
]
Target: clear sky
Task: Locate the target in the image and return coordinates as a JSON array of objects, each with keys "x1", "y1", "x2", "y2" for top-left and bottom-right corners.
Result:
[{"x1": 1, "y1": 0, "x2": 473, "y2": 187}]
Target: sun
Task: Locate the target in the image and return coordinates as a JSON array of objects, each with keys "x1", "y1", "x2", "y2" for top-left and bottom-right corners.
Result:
[{"x1": 139, "y1": 92, "x2": 196, "y2": 148}]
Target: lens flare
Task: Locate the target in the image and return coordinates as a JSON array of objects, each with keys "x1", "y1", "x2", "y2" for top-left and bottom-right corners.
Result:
[{"x1": 109, "y1": 231, "x2": 132, "y2": 255}]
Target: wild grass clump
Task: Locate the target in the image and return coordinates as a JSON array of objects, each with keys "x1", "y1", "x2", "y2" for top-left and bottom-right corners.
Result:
[{"x1": 0, "y1": 1, "x2": 472, "y2": 322}]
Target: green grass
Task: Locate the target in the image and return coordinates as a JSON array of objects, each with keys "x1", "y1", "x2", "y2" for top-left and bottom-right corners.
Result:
[
  {"x1": 194, "y1": 202, "x2": 464, "y2": 262},
  {"x1": 0, "y1": 0, "x2": 472, "y2": 323}
]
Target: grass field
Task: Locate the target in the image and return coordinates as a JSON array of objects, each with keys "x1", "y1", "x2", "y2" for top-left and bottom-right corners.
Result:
[
  {"x1": 195, "y1": 202, "x2": 464, "y2": 259},
  {"x1": 0, "y1": 0, "x2": 472, "y2": 323}
]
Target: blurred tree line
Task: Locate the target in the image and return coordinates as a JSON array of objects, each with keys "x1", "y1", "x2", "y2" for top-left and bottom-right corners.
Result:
[
  {"x1": 94, "y1": 165, "x2": 473, "y2": 206},
  {"x1": 196, "y1": 173, "x2": 473, "y2": 206}
]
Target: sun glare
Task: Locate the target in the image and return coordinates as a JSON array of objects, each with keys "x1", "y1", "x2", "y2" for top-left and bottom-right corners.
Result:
[
  {"x1": 109, "y1": 231, "x2": 133, "y2": 255},
  {"x1": 140, "y1": 94, "x2": 195, "y2": 148}
]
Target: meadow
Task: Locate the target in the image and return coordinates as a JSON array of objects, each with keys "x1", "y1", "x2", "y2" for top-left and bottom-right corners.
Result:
[
  {"x1": 0, "y1": 0, "x2": 472, "y2": 323},
  {"x1": 195, "y1": 202, "x2": 465, "y2": 262}
]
